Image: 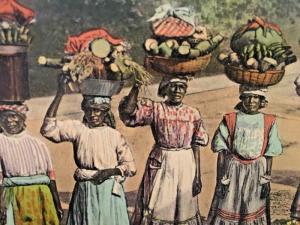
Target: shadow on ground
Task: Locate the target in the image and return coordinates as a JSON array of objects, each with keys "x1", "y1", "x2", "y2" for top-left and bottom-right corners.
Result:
[{"x1": 273, "y1": 170, "x2": 300, "y2": 188}]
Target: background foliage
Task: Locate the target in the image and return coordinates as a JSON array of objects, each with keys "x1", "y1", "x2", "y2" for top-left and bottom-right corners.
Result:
[{"x1": 19, "y1": 0, "x2": 300, "y2": 96}]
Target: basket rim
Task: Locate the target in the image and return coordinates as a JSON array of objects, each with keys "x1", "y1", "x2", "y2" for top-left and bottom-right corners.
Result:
[
  {"x1": 145, "y1": 53, "x2": 212, "y2": 62},
  {"x1": 225, "y1": 64, "x2": 284, "y2": 74}
]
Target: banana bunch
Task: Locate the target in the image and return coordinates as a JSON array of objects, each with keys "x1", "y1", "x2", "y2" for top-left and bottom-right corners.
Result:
[
  {"x1": 268, "y1": 42, "x2": 296, "y2": 65},
  {"x1": 240, "y1": 42, "x2": 272, "y2": 63},
  {"x1": 0, "y1": 21, "x2": 32, "y2": 45},
  {"x1": 240, "y1": 41, "x2": 296, "y2": 69}
]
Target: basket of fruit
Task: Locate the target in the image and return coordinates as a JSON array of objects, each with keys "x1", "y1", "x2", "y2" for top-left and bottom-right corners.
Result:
[
  {"x1": 144, "y1": 4, "x2": 223, "y2": 75},
  {"x1": 219, "y1": 16, "x2": 297, "y2": 87}
]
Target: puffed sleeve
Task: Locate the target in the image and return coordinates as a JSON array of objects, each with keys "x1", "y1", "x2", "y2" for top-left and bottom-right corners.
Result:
[
  {"x1": 264, "y1": 121, "x2": 283, "y2": 157},
  {"x1": 40, "y1": 117, "x2": 82, "y2": 143},
  {"x1": 119, "y1": 98, "x2": 154, "y2": 127},
  {"x1": 211, "y1": 119, "x2": 230, "y2": 153},
  {"x1": 39, "y1": 141, "x2": 56, "y2": 180},
  {"x1": 192, "y1": 110, "x2": 209, "y2": 147},
  {"x1": 115, "y1": 133, "x2": 136, "y2": 177}
]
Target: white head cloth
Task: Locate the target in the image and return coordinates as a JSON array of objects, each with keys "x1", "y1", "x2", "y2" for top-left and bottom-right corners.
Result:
[{"x1": 239, "y1": 84, "x2": 268, "y2": 97}]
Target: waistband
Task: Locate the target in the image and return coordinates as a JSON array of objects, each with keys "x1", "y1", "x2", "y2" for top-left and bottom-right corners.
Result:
[
  {"x1": 157, "y1": 145, "x2": 192, "y2": 151},
  {"x1": 232, "y1": 153, "x2": 263, "y2": 164},
  {"x1": 74, "y1": 168, "x2": 125, "y2": 197},
  {"x1": 3, "y1": 175, "x2": 50, "y2": 187}
]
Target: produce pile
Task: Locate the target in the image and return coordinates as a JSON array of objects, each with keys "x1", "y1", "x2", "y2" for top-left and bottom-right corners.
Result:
[
  {"x1": 38, "y1": 28, "x2": 152, "y2": 87},
  {"x1": 144, "y1": 28, "x2": 224, "y2": 59},
  {"x1": 0, "y1": 21, "x2": 32, "y2": 45},
  {"x1": 218, "y1": 16, "x2": 297, "y2": 72},
  {"x1": 144, "y1": 4, "x2": 224, "y2": 60},
  {"x1": 0, "y1": 0, "x2": 35, "y2": 46}
]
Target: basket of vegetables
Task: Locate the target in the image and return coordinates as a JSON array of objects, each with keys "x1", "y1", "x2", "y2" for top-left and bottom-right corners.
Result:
[
  {"x1": 38, "y1": 28, "x2": 152, "y2": 96},
  {"x1": 218, "y1": 16, "x2": 297, "y2": 87},
  {"x1": 144, "y1": 4, "x2": 223, "y2": 75}
]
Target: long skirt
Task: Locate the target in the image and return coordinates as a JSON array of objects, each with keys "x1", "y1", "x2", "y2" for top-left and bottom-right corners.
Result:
[
  {"x1": 66, "y1": 179, "x2": 130, "y2": 225},
  {"x1": 3, "y1": 175, "x2": 59, "y2": 225},
  {"x1": 207, "y1": 157, "x2": 268, "y2": 225},
  {"x1": 134, "y1": 149, "x2": 202, "y2": 225}
]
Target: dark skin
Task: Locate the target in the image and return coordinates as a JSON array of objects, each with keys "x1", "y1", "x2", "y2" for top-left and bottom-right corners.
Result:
[
  {"x1": 291, "y1": 83, "x2": 300, "y2": 220},
  {"x1": 120, "y1": 81, "x2": 202, "y2": 196},
  {"x1": 0, "y1": 110, "x2": 26, "y2": 135},
  {"x1": 44, "y1": 76, "x2": 122, "y2": 184},
  {"x1": 0, "y1": 111, "x2": 63, "y2": 221},
  {"x1": 0, "y1": 174, "x2": 6, "y2": 224},
  {"x1": 217, "y1": 94, "x2": 272, "y2": 199}
]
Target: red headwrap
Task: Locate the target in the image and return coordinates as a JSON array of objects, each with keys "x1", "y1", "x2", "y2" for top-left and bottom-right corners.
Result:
[
  {"x1": 0, "y1": 104, "x2": 28, "y2": 115},
  {"x1": 64, "y1": 28, "x2": 123, "y2": 54},
  {"x1": 0, "y1": 0, "x2": 35, "y2": 25}
]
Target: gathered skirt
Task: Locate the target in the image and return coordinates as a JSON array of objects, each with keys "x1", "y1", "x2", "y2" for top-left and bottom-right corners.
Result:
[
  {"x1": 66, "y1": 179, "x2": 130, "y2": 225},
  {"x1": 136, "y1": 149, "x2": 202, "y2": 225},
  {"x1": 208, "y1": 157, "x2": 268, "y2": 225},
  {"x1": 3, "y1": 175, "x2": 59, "y2": 225}
]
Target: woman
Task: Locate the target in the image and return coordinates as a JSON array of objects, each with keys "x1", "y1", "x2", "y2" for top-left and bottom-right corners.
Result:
[
  {"x1": 119, "y1": 76, "x2": 209, "y2": 225},
  {"x1": 290, "y1": 77, "x2": 300, "y2": 220},
  {"x1": 0, "y1": 104, "x2": 62, "y2": 225},
  {"x1": 40, "y1": 79, "x2": 136, "y2": 225},
  {"x1": 207, "y1": 85, "x2": 282, "y2": 225}
]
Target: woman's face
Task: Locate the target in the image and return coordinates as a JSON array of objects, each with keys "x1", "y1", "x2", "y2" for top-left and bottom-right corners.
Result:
[
  {"x1": 83, "y1": 105, "x2": 109, "y2": 128},
  {"x1": 241, "y1": 94, "x2": 262, "y2": 114},
  {"x1": 0, "y1": 110, "x2": 26, "y2": 134},
  {"x1": 166, "y1": 82, "x2": 187, "y2": 105}
]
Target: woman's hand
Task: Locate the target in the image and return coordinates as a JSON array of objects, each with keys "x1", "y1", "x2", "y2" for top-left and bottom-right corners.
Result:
[
  {"x1": 92, "y1": 168, "x2": 122, "y2": 184},
  {"x1": 261, "y1": 182, "x2": 271, "y2": 199},
  {"x1": 192, "y1": 176, "x2": 202, "y2": 196},
  {"x1": 56, "y1": 207, "x2": 64, "y2": 222}
]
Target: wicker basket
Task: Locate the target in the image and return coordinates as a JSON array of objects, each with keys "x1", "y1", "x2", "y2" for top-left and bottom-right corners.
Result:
[
  {"x1": 224, "y1": 65, "x2": 285, "y2": 87},
  {"x1": 80, "y1": 79, "x2": 124, "y2": 97},
  {"x1": 144, "y1": 54, "x2": 211, "y2": 75}
]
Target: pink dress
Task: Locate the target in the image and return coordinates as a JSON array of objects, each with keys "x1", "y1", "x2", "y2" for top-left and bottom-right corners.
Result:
[{"x1": 120, "y1": 98, "x2": 209, "y2": 225}]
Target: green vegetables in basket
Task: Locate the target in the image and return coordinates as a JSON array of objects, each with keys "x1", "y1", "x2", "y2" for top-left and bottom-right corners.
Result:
[
  {"x1": 0, "y1": 21, "x2": 32, "y2": 45},
  {"x1": 109, "y1": 55, "x2": 152, "y2": 85},
  {"x1": 231, "y1": 16, "x2": 285, "y2": 53},
  {"x1": 227, "y1": 16, "x2": 297, "y2": 71}
]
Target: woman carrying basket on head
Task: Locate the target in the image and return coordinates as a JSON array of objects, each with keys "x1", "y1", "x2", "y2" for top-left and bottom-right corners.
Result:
[
  {"x1": 40, "y1": 77, "x2": 136, "y2": 225},
  {"x1": 207, "y1": 85, "x2": 282, "y2": 225},
  {"x1": 119, "y1": 76, "x2": 209, "y2": 225}
]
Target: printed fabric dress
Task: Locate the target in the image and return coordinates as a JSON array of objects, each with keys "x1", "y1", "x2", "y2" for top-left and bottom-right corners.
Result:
[
  {"x1": 207, "y1": 111, "x2": 282, "y2": 225},
  {"x1": 0, "y1": 131, "x2": 59, "y2": 225},
  {"x1": 119, "y1": 98, "x2": 209, "y2": 225},
  {"x1": 41, "y1": 118, "x2": 136, "y2": 225}
]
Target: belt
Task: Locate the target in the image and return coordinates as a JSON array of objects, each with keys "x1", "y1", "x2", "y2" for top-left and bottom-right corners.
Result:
[
  {"x1": 3, "y1": 175, "x2": 50, "y2": 187},
  {"x1": 159, "y1": 146, "x2": 192, "y2": 151}
]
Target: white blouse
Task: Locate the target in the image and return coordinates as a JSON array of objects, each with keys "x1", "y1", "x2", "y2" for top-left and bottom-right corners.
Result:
[
  {"x1": 41, "y1": 117, "x2": 136, "y2": 177},
  {"x1": 0, "y1": 132, "x2": 54, "y2": 179}
]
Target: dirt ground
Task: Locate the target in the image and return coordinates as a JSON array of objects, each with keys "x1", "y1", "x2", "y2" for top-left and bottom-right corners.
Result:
[{"x1": 24, "y1": 62, "x2": 300, "y2": 223}]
